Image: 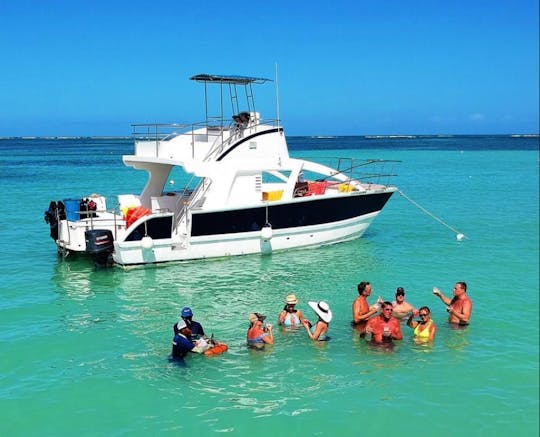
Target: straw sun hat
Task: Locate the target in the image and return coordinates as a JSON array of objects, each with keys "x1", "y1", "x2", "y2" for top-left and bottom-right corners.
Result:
[{"x1": 285, "y1": 294, "x2": 299, "y2": 305}]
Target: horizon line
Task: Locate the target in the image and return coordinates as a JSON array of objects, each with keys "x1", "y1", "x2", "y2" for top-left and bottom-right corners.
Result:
[{"x1": 1, "y1": 133, "x2": 538, "y2": 140}]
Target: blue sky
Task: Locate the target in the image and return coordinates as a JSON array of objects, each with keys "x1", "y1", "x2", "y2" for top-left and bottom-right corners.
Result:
[{"x1": 1, "y1": 0, "x2": 538, "y2": 136}]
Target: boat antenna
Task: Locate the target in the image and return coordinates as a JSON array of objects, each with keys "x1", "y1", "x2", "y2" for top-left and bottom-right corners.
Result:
[
  {"x1": 275, "y1": 62, "x2": 281, "y2": 132},
  {"x1": 204, "y1": 81, "x2": 209, "y2": 127}
]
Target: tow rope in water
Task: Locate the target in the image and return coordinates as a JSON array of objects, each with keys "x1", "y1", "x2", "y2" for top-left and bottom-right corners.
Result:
[{"x1": 398, "y1": 190, "x2": 467, "y2": 241}]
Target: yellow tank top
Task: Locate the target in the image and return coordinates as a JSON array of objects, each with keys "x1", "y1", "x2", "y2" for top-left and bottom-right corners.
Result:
[{"x1": 414, "y1": 320, "x2": 432, "y2": 340}]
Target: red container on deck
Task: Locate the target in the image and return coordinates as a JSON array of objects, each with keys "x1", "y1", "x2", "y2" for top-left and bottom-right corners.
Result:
[{"x1": 307, "y1": 181, "x2": 328, "y2": 195}]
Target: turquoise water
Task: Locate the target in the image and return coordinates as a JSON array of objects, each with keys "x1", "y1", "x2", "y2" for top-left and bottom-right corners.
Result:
[{"x1": 1, "y1": 137, "x2": 538, "y2": 436}]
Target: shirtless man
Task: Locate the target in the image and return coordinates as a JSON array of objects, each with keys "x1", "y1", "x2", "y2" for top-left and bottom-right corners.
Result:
[
  {"x1": 365, "y1": 301, "x2": 403, "y2": 344},
  {"x1": 352, "y1": 281, "x2": 382, "y2": 335},
  {"x1": 392, "y1": 287, "x2": 417, "y2": 320},
  {"x1": 433, "y1": 282, "x2": 472, "y2": 325}
]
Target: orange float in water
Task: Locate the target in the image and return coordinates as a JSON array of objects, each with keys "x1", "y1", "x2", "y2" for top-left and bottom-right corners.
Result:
[{"x1": 204, "y1": 342, "x2": 228, "y2": 356}]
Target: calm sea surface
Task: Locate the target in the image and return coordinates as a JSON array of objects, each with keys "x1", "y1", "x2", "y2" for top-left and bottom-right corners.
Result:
[{"x1": 0, "y1": 136, "x2": 538, "y2": 436}]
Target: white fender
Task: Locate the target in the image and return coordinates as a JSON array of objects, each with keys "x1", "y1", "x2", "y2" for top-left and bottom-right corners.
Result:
[
  {"x1": 260, "y1": 225, "x2": 273, "y2": 240},
  {"x1": 141, "y1": 236, "x2": 154, "y2": 249}
]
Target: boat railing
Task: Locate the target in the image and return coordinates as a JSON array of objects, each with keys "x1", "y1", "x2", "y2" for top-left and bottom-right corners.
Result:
[
  {"x1": 172, "y1": 176, "x2": 213, "y2": 232},
  {"x1": 132, "y1": 117, "x2": 280, "y2": 160},
  {"x1": 58, "y1": 208, "x2": 125, "y2": 248},
  {"x1": 203, "y1": 117, "x2": 281, "y2": 161},
  {"x1": 302, "y1": 157, "x2": 401, "y2": 187}
]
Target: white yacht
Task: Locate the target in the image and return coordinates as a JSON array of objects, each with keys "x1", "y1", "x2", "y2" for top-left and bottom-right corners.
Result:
[{"x1": 44, "y1": 74, "x2": 398, "y2": 267}]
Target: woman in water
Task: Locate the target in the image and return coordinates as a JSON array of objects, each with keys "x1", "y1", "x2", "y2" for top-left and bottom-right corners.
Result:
[
  {"x1": 407, "y1": 306, "x2": 436, "y2": 342},
  {"x1": 301, "y1": 301, "x2": 332, "y2": 341},
  {"x1": 247, "y1": 313, "x2": 274, "y2": 349},
  {"x1": 278, "y1": 293, "x2": 305, "y2": 327}
]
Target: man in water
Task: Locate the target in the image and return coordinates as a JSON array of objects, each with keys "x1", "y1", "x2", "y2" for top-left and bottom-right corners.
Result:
[
  {"x1": 392, "y1": 287, "x2": 417, "y2": 320},
  {"x1": 171, "y1": 320, "x2": 194, "y2": 360},
  {"x1": 365, "y1": 301, "x2": 403, "y2": 344},
  {"x1": 179, "y1": 307, "x2": 206, "y2": 340},
  {"x1": 433, "y1": 282, "x2": 472, "y2": 325},
  {"x1": 352, "y1": 281, "x2": 382, "y2": 336}
]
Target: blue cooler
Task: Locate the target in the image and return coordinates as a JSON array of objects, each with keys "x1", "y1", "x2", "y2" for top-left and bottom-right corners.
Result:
[{"x1": 64, "y1": 199, "x2": 80, "y2": 221}]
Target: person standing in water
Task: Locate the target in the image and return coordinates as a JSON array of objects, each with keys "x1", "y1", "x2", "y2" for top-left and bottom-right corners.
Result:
[
  {"x1": 278, "y1": 293, "x2": 305, "y2": 327},
  {"x1": 302, "y1": 301, "x2": 332, "y2": 341},
  {"x1": 407, "y1": 306, "x2": 436, "y2": 342},
  {"x1": 179, "y1": 307, "x2": 206, "y2": 340},
  {"x1": 247, "y1": 313, "x2": 274, "y2": 349},
  {"x1": 433, "y1": 282, "x2": 472, "y2": 325},
  {"x1": 352, "y1": 281, "x2": 382, "y2": 336},
  {"x1": 392, "y1": 287, "x2": 417, "y2": 320},
  {"x1": 365, "y1": 301, "x2": 403, "y2": 344},
  {"x1": 171, "y1": 320, "x2": 195, "y2": 360}
]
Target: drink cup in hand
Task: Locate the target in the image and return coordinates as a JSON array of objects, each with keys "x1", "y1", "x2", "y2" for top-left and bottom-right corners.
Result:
[{"x1": 433, "y1": 287, "x2": 441, "y2": 296}]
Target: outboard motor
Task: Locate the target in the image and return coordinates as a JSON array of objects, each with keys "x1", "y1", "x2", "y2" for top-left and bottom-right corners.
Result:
[
  {"x1": 44, "y1": 201, "x2": 59, "y2": 240},
  {"x1": 85, "y1": 229, "x2": 114, "y2": 267}
]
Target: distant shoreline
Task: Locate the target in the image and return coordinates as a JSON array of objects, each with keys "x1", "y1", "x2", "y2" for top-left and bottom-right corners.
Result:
[{"x1": 0, "y1": 134, "x2": 538, "y2": 140}]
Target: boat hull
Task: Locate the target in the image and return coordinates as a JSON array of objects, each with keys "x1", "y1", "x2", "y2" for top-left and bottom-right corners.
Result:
[{"x1": 112, "y1": 190, "x2": 394, "y2": 266}]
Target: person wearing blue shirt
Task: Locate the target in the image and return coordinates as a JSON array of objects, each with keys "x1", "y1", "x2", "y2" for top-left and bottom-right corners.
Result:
[
  {"x1": 171, "y1": 320, "x2": 195, "y2": 360},
  {"x1": 179, "y1": 307, "x2": 206, "y2": 340}
]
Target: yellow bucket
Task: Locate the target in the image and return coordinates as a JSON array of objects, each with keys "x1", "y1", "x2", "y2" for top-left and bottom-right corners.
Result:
[
  {"x1": 338, "y1": 183, "x2": 353, "y2": 192},
  {"x1": 262, "y1": 190, "x2": 283, "y2": 201}
]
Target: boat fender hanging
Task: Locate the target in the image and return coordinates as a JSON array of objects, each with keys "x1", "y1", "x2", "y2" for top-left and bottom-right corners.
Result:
[
  {"x1": 261, "y1": 224, "x2": 273, "y2": 240},
  {"x1": 141, "y1": 236, "x2": 154, "y2": 249}
]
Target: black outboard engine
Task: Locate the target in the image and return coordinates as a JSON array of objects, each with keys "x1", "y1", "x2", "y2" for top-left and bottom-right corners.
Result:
[
  {"x1": 85, "y1": 229, "x2": 114, "y2": 267},
  {"x1": 44, "y1": 201, "x2": 59, "y2": 240}
]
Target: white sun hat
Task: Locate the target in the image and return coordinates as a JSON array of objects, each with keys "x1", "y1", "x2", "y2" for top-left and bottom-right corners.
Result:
[{"x1": 308, "y1": 301, "x2": 333, "y2": 323}]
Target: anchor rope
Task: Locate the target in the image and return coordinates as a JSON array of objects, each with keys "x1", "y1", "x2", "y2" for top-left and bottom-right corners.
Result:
[{"x1": 398, "y1": 190, "x2": 467, "y2": 239}]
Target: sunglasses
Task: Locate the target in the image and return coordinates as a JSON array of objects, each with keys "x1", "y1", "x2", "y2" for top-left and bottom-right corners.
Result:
[
  {"x1": 419, "y1": 313, "x2": 429, "y2": 317},
  {"x1": 383, "y1": 308, "x2": 393, "y2": 312}
]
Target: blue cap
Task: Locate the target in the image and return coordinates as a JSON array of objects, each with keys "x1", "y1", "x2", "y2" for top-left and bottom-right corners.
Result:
[{"x1": 181, "y1": 307, "x2": 193, "y2": 317}]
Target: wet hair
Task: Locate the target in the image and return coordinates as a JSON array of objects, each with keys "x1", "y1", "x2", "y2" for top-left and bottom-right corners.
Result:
[
  {"x1": 457, "y1": 281, "x2": 467, "y2": 292},
  {"x1": 357, "y1": 281, "x2": 370, "y2": 295},
  {"x1": 418, "y1": 306, "x2": 431, "y2": 314},
  {"x1": 382, "y1": 301, "x2": 393, "y2": 309}
]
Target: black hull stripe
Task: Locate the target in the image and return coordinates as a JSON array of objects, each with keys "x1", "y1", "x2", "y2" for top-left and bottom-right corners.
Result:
[
  {"x1": 191, "y1": 191, "x2": 393, "y2": 237},
  {"x1": 216, "y1": 127, "x2": 283, "y2": 161}
]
